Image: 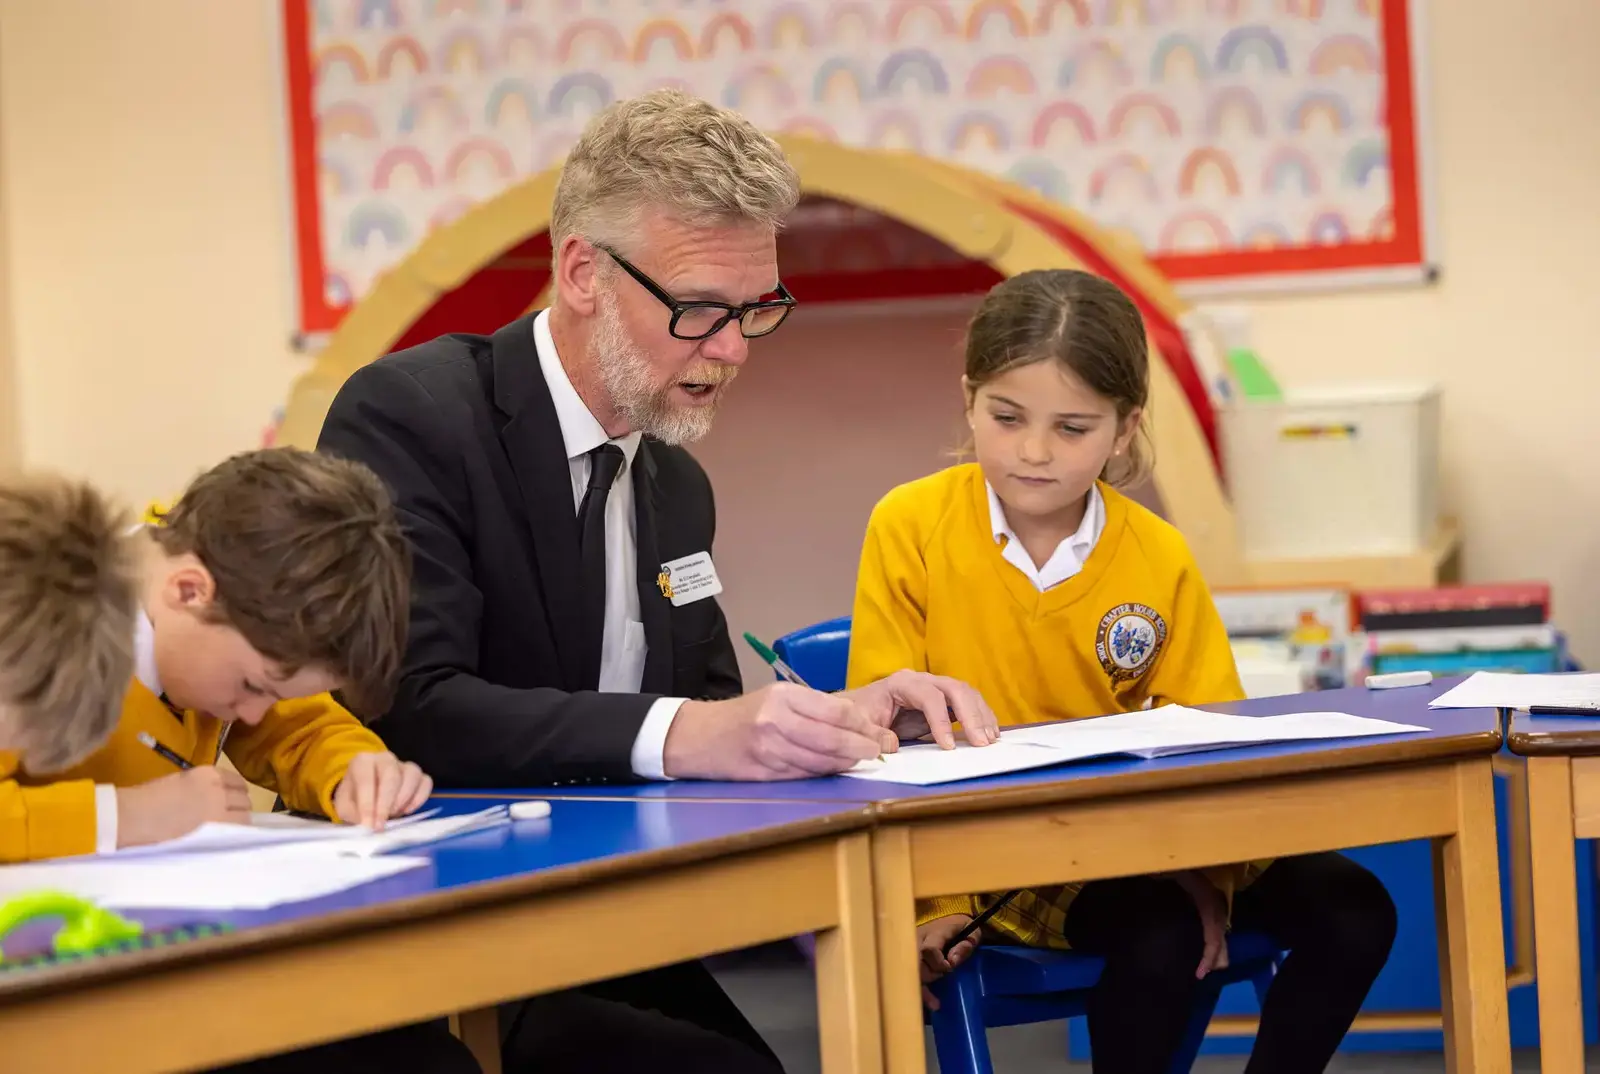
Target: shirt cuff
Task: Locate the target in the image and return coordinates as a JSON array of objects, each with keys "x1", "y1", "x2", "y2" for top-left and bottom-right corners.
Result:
[
  {"x1": 630, "y1": 697, "x2": 688, "y2": 781},
  {"x1": 93, "y1": 784, "x2": 119, "y2": 853}
]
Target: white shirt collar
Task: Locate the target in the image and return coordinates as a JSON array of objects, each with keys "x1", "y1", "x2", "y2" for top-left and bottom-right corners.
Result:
[
  {"x1": 533, "y1": 309, "x2": 642, "y2": 469},
  {"x1": 987, "y1": 481, "x2": 1106, "y2": 592},
  {"x1": 134, "y1": 609, "x2": 161, "y2": 696}
]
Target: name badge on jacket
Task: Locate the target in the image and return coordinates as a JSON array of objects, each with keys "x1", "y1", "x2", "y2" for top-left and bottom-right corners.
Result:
[{"x1": 658, "y1": 551, "x2": 722, "y2": 607}]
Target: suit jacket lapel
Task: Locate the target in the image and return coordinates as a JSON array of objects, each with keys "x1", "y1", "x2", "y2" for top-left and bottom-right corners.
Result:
[
  {"x1": 491, "y1": 314, "x2": 587, "y2": 691},
  {"x1": 633, "y1": 441, "x2": 675, "y2": 694}
]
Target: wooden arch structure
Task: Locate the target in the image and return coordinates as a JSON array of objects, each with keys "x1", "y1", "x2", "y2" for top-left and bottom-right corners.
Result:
[{"x1": 275, "y1": 137, "x2": 1244, "y2": 585}]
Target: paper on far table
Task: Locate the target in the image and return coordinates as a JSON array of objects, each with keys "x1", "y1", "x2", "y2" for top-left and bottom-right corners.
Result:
[
  {"x1": 841, "y1": 706, "x2": 1427, "y2": 786},
  {"x1": 0, "y1": 843, "x2": 429, "y2": 911},
  {"x1": 1429, "y1": 671, "x2": 1600, "y2": 712}
]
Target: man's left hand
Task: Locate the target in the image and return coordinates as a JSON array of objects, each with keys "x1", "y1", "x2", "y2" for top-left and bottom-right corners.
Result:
[{"x1": 841, "y1": 670, "x2": 1000, "y2": 751}]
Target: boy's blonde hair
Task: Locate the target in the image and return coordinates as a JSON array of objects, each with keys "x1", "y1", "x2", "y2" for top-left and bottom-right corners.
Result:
[
  {"x1": 149, "y1": 448, "x2": 410, "y2": 719},
  {"x1": 0, "y1": 474, "x2": 139, "y2": 773},
  {"x1": 550, "y1": 88, "x2": 800, "y2": 250}
]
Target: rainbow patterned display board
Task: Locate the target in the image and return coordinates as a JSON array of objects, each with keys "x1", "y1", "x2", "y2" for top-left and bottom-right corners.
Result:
[{"x1": 283, "y1": 0, "x2": 1425, "y2": 333}]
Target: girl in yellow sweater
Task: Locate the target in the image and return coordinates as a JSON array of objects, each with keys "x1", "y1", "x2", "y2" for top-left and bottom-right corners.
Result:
[{"x1": 847, "y1": 270, "x2": 1396, "y2": 1074}]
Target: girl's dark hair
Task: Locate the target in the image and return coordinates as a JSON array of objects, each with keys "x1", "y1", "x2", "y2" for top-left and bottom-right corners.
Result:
[{"x1": 964, "y1": 269, "x2": 1153, "y2": 487}]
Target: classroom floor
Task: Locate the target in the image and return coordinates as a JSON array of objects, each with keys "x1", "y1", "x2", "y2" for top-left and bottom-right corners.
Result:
[{"x1": 710, "y1": 943, "x2": 1588, "y2": 1073}]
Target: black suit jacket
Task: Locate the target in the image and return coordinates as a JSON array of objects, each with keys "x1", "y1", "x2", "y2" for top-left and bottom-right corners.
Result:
[{"x1": 317, "y1": 313, "x2": 742, "y2": 787}]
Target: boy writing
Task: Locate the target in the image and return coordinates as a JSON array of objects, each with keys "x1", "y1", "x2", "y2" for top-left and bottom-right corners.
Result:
[{"x1": 0, "y1": 448, "x2": 436, "y2": 862}]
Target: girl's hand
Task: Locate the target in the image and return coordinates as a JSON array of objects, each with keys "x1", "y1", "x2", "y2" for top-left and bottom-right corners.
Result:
[
  {"x1": 916, "y1": 914, "x2": 982, "y2": 1010},
  {"x1": 1171, "y1": 870, "x2": 1230, "y2": 978}
]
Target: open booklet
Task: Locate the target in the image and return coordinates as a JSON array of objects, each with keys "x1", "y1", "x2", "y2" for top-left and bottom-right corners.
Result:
[
  {"x1": 90, "y1": 805, "x2": 514, "y2": 860},
  {"x1": 841, "y1": 706, "x2": 1427, "y2": 786},
  {"x1": 0, "y1": 806, "x2": 521, "y2": 912}
]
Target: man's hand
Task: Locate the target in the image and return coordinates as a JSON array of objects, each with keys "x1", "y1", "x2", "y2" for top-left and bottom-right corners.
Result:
[
  {"x1": 663, "y1": 682, "x2": 886, "y2": 780},
  {"x1": 1171, "y1": 870, "x2": 1230, "y2": 978},
  {"x1": 333, "y1": 751, "x2": 434, "y2": 830},
  {"x1": 116, "y1": 767, "x2": 252, "y2": 848},
  {"x1": 842, "y1": 670, "x2": 1000, "y2": 751},
  {"x1": 916, "y1": 914, "x2": 982, "y2": 1010}
]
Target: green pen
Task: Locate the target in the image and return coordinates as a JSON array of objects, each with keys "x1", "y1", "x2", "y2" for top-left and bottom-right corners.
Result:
[{"x1": 742, "y1": 632, "x2": 886, "y2": 763}]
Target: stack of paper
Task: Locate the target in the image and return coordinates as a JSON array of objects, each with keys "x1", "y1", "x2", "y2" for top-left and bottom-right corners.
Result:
[
  {"x1": 843, "y1": 706, "x2": 1426, "y2": 786},
  {"x1": 0, "y1": 843, "x2": 428, "y2": 911},
  {"x1": 0, "y1": 806, "x2": 516, "y2": 911},
  {"x1": 101, "y1": 805, "x2": 513, "y2": 861},
  {"x1": 1429, "y1": 671, "x2": 1600, "y2": 713}
]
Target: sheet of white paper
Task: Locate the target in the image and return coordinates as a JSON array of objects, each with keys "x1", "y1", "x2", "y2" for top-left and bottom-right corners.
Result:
[
  {"x1": 840, "y1": 740, "x2": 1073, "y2": 786},
  {"x1": 325, "y1": 806, "x2": 512, "y2": 858},
  {"x1": 1428, "y1": 671, "x2": 1600, "y2": 711},
  {"x1": 95, "y1": 807, "x2": 444, "y2": 859},
  {"x1": 0, "y1": 844, "x2": 428, "y2": 910},
  {"x1": 842, "y1": 707, "x2": 1426, "y2": 786}
]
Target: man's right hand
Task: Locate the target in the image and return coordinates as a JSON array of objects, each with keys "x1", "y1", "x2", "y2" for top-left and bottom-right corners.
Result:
[
  {"x1": 662, "y1": 682, "x2": 889, "y2": 781},
  {"x1": 116, "y1": 767, "x2": 253, "y2": 848}
]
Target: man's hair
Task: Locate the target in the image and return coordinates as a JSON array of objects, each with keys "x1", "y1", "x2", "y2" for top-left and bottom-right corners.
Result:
[
  {"x1": 550, "y1": 89, "x2": 800, "y2": 249},
  {"x1": 149, "y1": 448, "x2": 411, "y2": 719},
  {"x1": 0, "y1": 474, "x2": 139, "y2": 773}
]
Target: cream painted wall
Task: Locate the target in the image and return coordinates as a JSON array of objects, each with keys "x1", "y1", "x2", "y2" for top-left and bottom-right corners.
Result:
[
  {"x1": 0, "y1": 0, "x2": 300, "y2": 502},
  {"x1": 1236, "y1": 1, "x2": 1600, "y2": 663},
  {"x1": 0, "y1": 1, "x2": 1593, "y2": 665}
]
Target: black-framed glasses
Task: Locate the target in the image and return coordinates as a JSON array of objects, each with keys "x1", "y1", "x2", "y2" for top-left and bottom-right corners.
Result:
[{"x1": 596, "y1": 244, "x2": 796, "y2": 340}]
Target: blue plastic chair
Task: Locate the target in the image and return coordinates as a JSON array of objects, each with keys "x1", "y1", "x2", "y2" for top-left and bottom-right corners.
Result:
[
  {"x1": 928, "y1": 934, "x2": 1280, "y2": 1074},
  {"x1": 772, "y1": 617, "x2": 1284, "y2": 1073}
]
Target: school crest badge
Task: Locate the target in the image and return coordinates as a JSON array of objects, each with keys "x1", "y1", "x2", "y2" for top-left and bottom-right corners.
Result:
[{"x1": 1095, "y1": 603, "x2": 1168, "y2": 683}]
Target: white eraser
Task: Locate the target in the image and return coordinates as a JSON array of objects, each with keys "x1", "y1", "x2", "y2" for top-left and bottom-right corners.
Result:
[
  {"x1": 509, "y1": 800, "x2": 552, "y2": 820},
  {"x1": 1365, "y1": 671, "x2": 1433, "y2": 690}
]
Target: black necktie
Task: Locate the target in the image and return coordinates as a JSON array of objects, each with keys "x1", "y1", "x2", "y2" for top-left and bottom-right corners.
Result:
[{"x1": 578, "y1": 444, "x2": 625, "y2": 689}]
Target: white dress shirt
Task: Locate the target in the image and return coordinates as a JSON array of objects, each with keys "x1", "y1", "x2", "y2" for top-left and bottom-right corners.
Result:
[
  {"x1": 987, "y1": 481, "x2": 1106, "y2": 591},
  {"x1": 533, "y1": 311, "x2": 686, "y2": 780},
  {"x1": 90, "y1": 611, "x2": 162, "y2": 853}
]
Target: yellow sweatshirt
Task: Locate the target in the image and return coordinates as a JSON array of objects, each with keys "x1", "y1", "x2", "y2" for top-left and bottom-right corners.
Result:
[
  {"x1": 0, "y1": 681, "x2": 384, "y2": 862},
  {"x1": 847, "y1": 464, "x2": 1259, "y2": 948}
]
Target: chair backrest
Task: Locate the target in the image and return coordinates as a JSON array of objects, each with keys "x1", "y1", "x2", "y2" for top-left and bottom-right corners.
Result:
[{"x1": 772, "y1": 616, "x2": 852, "y2": 692}]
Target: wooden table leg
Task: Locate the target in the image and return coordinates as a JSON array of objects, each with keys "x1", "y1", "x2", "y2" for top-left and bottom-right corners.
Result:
[
  {"x1": 1526, "y1": 755, "x2": 1584, "y2": 1074},
  {"x1": 872, "y1": 827, "x2": 928, "y2": 1074},
  {"x1": 1432, "y1": 756, "x2": 1512, "y2": 1074},
  {"x1": 455, "y1": 1007, "x2": 502, "y2": 1074},
  {"x1": 815, "y1": 832, "x2": 885, "y2": 1074}
]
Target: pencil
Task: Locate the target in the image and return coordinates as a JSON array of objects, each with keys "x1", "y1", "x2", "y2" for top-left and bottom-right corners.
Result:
[
  {"x1": 942, "y1": 889, "x2": 1022, "y2": 955},
  {"x1": 136, "y1": 731, "x2": 193, "y2": 770},
  {"x1": 741, "y1": 632, "x2": 886, "y2": 762}
]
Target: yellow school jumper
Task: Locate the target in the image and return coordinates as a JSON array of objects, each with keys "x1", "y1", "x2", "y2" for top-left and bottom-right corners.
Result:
[
  {"x1": 847, "y1": 463, "x2": 1261, "y2": 949},
  {"x1": 0, "y1": 683, "x2": 384, "y2": 863}
]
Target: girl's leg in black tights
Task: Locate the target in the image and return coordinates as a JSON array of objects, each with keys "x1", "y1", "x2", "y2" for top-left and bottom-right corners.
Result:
[
  {"x1": 1062, "y1": 875, "x2": 1206, "y2": 1074},
  {"x1": 1233, "y1": 852, "x2": 1398, "y2": 1074}
]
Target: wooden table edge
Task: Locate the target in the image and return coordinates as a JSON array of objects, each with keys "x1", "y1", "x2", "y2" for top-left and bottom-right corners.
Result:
[
  {"x1": 1508, "y1": 729, "x2": 1600, "y2": 757},
  {"x1": 869, "y1": 730, "x2": 1504, "y2": 821},
  {"x1": 0, "y1": 807, "x2": 875, "y2": 1004}
]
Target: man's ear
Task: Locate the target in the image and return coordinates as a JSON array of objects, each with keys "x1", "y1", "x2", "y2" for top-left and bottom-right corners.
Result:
[{"x1": 554, "y1": 235, "x2": 602, "y2": 317}]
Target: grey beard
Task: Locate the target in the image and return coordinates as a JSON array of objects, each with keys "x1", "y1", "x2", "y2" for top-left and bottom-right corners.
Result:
[{"x1": 592, "y1": 292, "x2": 722, "y2": 445}]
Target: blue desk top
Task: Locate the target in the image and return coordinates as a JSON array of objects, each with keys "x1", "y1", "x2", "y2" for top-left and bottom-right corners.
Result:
[
  {"x1": 0, "y1": 796, "x2": 869, "y2": 991},
  {"x1": 440, "y1": 680, "x2": 1502, "y2": 816},
  {"x1": 1508, "y1": 709, "x2": 1600, "y2": 756}
]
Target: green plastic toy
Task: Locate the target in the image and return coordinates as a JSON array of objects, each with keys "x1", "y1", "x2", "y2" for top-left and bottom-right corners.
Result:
[{"x1": 0, "y1": 891, "x2": 144, "y2": 961}]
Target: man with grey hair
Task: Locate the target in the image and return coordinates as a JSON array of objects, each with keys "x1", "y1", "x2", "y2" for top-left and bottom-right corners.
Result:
[{"x1": 319, "y1": 90, "x2": 997, "y2": 1071}]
